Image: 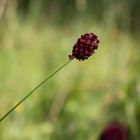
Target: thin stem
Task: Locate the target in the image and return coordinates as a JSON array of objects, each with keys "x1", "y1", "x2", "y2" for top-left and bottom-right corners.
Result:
[{"x1": 0, "y1": 59, "x2": 73, "y2": 122}]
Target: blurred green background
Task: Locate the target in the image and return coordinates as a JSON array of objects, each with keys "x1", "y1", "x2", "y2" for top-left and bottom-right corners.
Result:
[{"x1": 0, "y1": 0, "x2": 140, "y2": 139}]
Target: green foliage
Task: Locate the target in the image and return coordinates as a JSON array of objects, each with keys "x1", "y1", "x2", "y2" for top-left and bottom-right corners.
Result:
[
  {"x1": 16, "y1": 0, "x2": 140, "y2": 34},
  {"x1": 0, "y1": 1, "x2": 140, "y2": 139}
]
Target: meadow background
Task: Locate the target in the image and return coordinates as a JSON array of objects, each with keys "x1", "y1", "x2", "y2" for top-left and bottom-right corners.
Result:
[{"x1": 0, "y1": 0, "x2": 140, "y2": 139}]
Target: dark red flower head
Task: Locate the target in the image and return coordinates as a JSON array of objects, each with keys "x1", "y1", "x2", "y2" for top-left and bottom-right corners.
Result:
[
  {"x1": 69, "y1": 33, "x2": 100, "y2": 61},
  {"x1": 99, "y1": 122, "x2": 129, "y2": 140}
]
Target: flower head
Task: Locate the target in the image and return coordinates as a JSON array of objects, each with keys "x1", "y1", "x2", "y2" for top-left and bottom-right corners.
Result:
[
  {"x1": 69, "y1": 33, "x2": 100, "y2": 61},
  {"x1": 99, "y1": 122, "x2": 129, "y2": 140}
]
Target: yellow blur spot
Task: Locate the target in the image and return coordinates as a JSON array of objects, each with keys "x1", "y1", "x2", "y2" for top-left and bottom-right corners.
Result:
[{"x1": 14, "y1": 103, "x2": 24, "y2": 113}]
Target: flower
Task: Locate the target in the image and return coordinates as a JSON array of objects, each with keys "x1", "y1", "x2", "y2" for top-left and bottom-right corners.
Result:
[
  {"x1": 0, "y1": 33, "x2": 100, "y2": 122},
  {"x1": 99, "y1": 122, "x2": 129, "y2": 140},
  {"x1": 69, "y1": 33, "x2": 100, "y2": 61}
]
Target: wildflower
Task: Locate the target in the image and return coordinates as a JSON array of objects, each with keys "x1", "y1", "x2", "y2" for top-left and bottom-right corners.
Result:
[
  {"x1": 69, "y1": 33, "x2": 100, "y2": 61},
  {"x1": 99, "y1": 122, "x2": 129, "y2": 140},
  {"x1": 0, "y1": 33, "x2": 100, "y2": 122}
]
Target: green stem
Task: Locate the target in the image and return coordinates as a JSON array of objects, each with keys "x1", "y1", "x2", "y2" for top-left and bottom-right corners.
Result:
[{"x1": 0, "y1": 59, "x2": 73, "y2": 122}]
